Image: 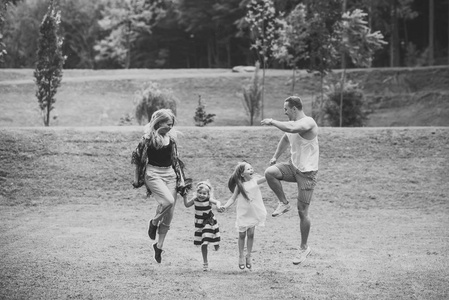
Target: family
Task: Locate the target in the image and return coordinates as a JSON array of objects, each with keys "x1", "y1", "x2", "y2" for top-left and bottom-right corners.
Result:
[{"x1": 131, "y1": 96, "x2": 319, "y2": 271}]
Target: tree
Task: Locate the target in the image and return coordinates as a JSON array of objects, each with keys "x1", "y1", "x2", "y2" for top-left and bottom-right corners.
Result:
[
  {"x1": 301, "y1": 0, "x2": 341, "y2": 124},
  {"x1": 194, "y1": 95, "x2": 216, "y2": 127},
  {"x1": 333, "y1": 9, "x2": 386, "y2": 126},
  {"x1": 94, "y1": 0, "x2": 165, "y2": 69},
  {"x1": 0, "y1": 0, "x2": 12, "y2": 64},
  {"x1": 59, "y1": 0, "x2": 103, "y2": 69},
  {"x1": 428, "y1": 0, "x2": 435, "y2": 65},
  {"x1": 175, "y1": 0, "x2": 246, "y2": 68},
  {"x1": 34, "y1": 1, "x2": 65, "y2": 127},
  {"x1": 272, "y1": 3, "x2": 308, "y2": 95},
  {"x1": 245, "y1": 0, "x2": 282, "y2": 119},
  {"x1": 245, "y1": 0, "x2": 284, "y2": 119},
  {"x1": 242, "y1": 61, "x2": 262, "y2": 125},
  {"x1": 2, "y1": 0, "x2": 49, "y2": 68}
]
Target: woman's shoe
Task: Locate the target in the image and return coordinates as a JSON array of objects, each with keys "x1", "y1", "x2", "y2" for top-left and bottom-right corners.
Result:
[
  {"x1": 203, "y1": 263, "x2": 209, "y2": 272},
  {"x1": 148, "y1": 219, "x2": 157, "y2": 240},
  {"x1": 245, "y1": 255, "x2": 252, "y2": 269},
  {"x1": 239, "y1": 256, "x2": 245, "y2": 270}
]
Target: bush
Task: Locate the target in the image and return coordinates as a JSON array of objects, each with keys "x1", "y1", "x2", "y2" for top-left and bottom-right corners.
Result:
[
  {"x1": 324, "y1": 87, "x2": 367, "y2": 127},
  {"x1": 134, "y1": 82, "x2": 178, "y2": 125}
]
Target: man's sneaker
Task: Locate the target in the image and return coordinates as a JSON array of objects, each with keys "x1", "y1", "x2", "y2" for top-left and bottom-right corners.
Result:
[
  {"x1": 293, "y1": 246, "x2": 311, "y2": 265},
  {"x1": 148, "y1": 219, "x2": 157, "y2": 240},
  {"x1": 272, "y1": 202, "x2": 291, "y2": 217},
  {"x1": 152, "y1": 243, "x2": 163, "y2": 263}
]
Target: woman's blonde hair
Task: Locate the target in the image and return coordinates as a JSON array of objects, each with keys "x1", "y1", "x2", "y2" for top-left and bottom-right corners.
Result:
[
  {"x1": 143, "y1": 109, "x2": 177, "y2": 149},
  {"x1": 228, "y1": 162, "x2": 249, "y2": 200}
]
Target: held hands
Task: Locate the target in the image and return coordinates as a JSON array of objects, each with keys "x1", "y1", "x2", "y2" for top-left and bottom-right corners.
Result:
[
  {"x1": 269, "y1": 157, "x2": 277, "y2": 165},
  {"x1": 217, "y1": 205, "x2": 226, "y2": 213}
]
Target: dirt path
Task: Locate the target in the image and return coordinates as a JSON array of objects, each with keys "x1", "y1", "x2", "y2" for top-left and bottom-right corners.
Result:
[{"x1": 1, "y1": 199, "x2": 448, "y2": 299}]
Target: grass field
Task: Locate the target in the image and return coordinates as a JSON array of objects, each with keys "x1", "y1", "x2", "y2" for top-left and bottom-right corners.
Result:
[{"x1": 1, "y1": 126, "x2": 448, "y2": 299}]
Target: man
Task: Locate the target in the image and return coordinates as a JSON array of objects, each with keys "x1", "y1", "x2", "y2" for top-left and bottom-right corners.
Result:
[{"x1": 261, "y1": 96, "x2": 319, "y2": 265}]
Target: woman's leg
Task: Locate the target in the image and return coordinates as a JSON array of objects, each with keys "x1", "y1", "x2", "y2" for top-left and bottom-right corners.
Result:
[
  {"x1": 145, "y1": 167, "x2": 176, "y2": 226},
  {"x1": 156, "y1": 189, "x2": 177, "y2": 249},
  {"x1": 150, "y1": 185, "x2": 175, "y2": 224}
]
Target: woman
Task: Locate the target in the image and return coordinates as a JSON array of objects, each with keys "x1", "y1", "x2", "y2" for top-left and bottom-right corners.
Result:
[{"x1": 131, "y1": 109, "x2": 190, "y2": 263}]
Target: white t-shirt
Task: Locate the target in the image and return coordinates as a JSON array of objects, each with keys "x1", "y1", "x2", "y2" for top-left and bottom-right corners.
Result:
[{"x1": 286, "y1": 132, "x2": 319, "y2": 172}]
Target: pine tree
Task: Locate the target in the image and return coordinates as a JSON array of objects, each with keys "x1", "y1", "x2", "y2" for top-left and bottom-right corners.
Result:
[
  {"x1": 194, "y1": 95, "x2": 215, "y2": 127},
  {"x1": 34, "y1": 1, "x2": 65, "y2": 126}
]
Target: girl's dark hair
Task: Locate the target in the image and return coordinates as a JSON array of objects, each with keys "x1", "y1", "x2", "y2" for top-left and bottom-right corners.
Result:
[{"x1": 228, "y1": 162, "x2": 249, "y2": 200}]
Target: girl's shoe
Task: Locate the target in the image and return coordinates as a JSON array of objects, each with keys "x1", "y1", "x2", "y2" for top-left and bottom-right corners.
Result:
[
  {"x1": 203, "y1": 263, "x2": 209, "y2": 272},
  {"x1": 245, "y1": 255, "x2": 252, "y2": 269},
  {"x1": 239, "y1": 256, "x2": 245, "y2": 270}
]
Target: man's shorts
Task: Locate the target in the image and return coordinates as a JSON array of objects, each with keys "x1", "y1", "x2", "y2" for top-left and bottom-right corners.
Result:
[{"x1": 275, "y1": 161, "x2": 318, "y2": 204}]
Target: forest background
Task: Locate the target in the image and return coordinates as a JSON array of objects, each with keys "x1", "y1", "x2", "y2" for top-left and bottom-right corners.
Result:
[{"x1": 1, "y1": 0, "x2": 448, "y2": 70}]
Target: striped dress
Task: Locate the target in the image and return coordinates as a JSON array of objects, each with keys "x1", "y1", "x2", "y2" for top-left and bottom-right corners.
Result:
[{"x1": 193, "y1": 197, "x2": 221, "y2": 247}]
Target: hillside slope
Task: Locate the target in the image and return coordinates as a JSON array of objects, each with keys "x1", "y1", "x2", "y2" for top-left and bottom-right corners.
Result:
[{"x1": 0, "y1": 67, "x2": 448, "y2": 127}]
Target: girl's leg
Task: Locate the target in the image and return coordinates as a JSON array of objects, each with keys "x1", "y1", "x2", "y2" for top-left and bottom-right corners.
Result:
[
  {"x1": 246, "y1": 227, "x2": 255, "y2": 256},
  {"x1": 201, "y1": 245, "x2": 208, "y2": 264},
  {"x1": 246, "y1": 227, "x2": 255, "y2": 269},
  {"x1": 202, "y1": 245, "x2": 208, "y2": 271},
  {"x1": 238, "y1": 231, "x2": 246, "y2": 268}
]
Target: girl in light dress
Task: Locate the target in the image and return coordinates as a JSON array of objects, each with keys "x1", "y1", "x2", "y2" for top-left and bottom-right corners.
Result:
[
  {"x1": 184, "y1": 181, "x2": 221, "y2": 271},
  {"x1": 218, "y1": 162, "x2": 267, "y2": 270}
]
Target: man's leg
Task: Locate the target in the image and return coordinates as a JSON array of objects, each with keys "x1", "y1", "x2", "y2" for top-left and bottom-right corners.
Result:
[
  {"x1": 293, "y1": 181, "x2": 314, "y2": 265},
  {"x1": 265, "y1": 164, "x2": 295, "y2": 217},
  {"x1": 264, "y1": 165, "x2": 288, "y2": 204},
  {"x1": 297, "y1": 200, "x2": 310, "y2": 249}
]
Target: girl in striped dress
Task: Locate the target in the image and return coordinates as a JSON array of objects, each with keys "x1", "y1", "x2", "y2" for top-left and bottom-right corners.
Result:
[{"x1": 183, "y1": 181, "x2": 221, "y2": 271}]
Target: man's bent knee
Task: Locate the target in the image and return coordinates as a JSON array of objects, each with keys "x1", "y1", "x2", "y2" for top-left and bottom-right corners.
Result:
[{"x1": 265, "y1": 166, "x2": 282, "y2": 179}]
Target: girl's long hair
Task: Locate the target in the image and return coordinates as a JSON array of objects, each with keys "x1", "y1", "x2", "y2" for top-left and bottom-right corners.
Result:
[
  {"x1": 228, "y1": 162, "x2": 249, "y2": 200},
  {"x1": 143, "y1": 109, "x2": 177, "y2": 149}
]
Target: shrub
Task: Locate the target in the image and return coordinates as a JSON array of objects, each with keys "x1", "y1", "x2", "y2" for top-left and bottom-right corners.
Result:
[
  {"x1": 134, "y1": 82, "x2": 178, "y2": 125},
  {"x1": 194, "y1": 95, "x2": 215, "y2": 127},
  {"x1": 323, "y1": 79, "x2": 367, "y2": 127}
]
